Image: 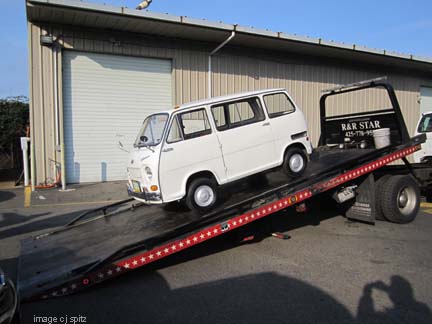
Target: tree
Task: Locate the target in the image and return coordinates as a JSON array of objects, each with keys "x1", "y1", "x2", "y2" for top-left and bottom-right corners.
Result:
[{"x1": 0, "y1": 96, "x2": 29, "y2": 169}]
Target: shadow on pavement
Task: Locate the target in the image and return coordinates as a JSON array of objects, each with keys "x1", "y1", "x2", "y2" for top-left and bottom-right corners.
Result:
[
  {"x1": 22, "y1": 271, "x2": 432, "y2": 324},
  {"x1": 357, "y1": 275, "x2": 432, "y2": 324},
  {"x1": 0, "y1": 211, "x2": 50, "y2": 229},
  {"x1": 0, "y1": 209, "x2": 86, "y2": 240},
  {"x1": 0, "y1": 190, "x2": 16, "y2": 203}
]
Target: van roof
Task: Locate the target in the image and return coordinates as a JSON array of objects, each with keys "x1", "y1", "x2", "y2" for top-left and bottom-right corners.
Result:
[{"x1": 171, "y1": 88, "x2": 286, "y2": 113}]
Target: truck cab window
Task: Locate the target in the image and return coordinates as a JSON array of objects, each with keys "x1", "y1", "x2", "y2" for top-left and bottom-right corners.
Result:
[{"x1": 418, "y1": 114, "x2": 432, "y2": 133}]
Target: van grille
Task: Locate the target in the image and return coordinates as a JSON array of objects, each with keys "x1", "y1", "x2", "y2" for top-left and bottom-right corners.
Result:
[{"x1": 128, "y1": 167, "x2": 142, "y2": 180}]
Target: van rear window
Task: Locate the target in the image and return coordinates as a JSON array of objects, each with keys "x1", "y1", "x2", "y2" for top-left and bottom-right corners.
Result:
[{"x1": 263, "y1": 92, "x2": 295, "y2": 118}]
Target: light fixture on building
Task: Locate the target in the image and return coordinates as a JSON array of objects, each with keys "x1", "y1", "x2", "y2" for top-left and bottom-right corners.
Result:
[
  {"x1": 40, "y1": 34, "x2": 55, "y2": 46},
  {"x1": 136, "y1": 0, "x2": 152, "y2": 10}
]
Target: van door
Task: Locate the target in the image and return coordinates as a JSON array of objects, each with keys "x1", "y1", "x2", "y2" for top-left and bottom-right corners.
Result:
[
  {"x1": 211, "y1": 97, "x2": 277, "y2": 181},
  {"x1": 159, "y1": 108, "x2": 225, "y2": 202}
]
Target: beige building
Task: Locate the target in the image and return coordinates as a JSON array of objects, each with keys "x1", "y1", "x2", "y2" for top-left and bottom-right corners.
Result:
[{"x1": 26, "y1": 0, "x2": 432, "y2": 187}]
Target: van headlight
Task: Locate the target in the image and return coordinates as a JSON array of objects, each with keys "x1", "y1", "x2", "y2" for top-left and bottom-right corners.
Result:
[{"x1": 144, "y1": 166, "x2": 153, "y2": 180}]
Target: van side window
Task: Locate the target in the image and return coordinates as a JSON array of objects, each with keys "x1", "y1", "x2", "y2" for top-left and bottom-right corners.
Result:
[
  {"x1": 228, "y1": 101, "x2": 255, "y2": 125},
  {"x1": 211, "y1": 105, "x2": 227, "y2": 129},
  {"x1": 211, "y1": 97, "x2": 264, "y2": 131},
  {"x1": 167, "y1": 116, "x2": 183, "y2": 143},
  {"x1": 263, "y1": 93, "x2": 295, "y2": 118},
  {"x1": 178, "y1": 108, "x2": 212, "y2": 140}
]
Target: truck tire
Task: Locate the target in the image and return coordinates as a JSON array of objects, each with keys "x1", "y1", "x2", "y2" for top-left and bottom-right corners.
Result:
[
  {"x1": 381, "y1": 175, "x2": 420, "y2": 224},
  {"x1": 375, "y1": 175, "x2": 392, "y2": 221},
  {"x1": 185, "y1": 177, "x2": 218, "y2": 213},
  {"x1": 283, "y1": 147, "x2": 308, "y2": 178}
]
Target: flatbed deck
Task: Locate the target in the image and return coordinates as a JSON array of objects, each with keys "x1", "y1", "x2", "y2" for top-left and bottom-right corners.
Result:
[
  {"x1": 18, "y1": 141, "x2": 422, "y2": 302},
  {"x1": 17, "y1": 79, "x2": 429, "y2": 303}
]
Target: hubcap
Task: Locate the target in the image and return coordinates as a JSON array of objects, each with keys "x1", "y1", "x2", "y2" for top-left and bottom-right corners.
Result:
[
  {"x1": 289, "y1": 154, "x2": 304, "y2": 173},
  {"x1": 397, "y1": 186, "x2": 416, "y2": 216},
  {"x1": 194, "y1": 185, "x2": 215, "y2": 207}
]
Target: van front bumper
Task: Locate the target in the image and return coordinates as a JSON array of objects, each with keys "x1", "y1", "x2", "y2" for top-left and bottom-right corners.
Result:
[{"x1": 127, "y1": 184, "x2": 162, "y2": 203}]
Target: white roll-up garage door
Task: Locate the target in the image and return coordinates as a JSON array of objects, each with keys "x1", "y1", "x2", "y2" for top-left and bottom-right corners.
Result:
[{"x1": 63, "y1": 51, "x2": 172, "y2": 183}]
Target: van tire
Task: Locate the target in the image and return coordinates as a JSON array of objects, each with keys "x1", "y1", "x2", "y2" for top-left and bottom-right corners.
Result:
[
  {"x1": 185, "y1": 177, "x2": 218, "y2": 213},
  {"x1": 380, "y1": 175, "x2": 420, "y2": 224},
  {"x1": 282, "y1": 147, "x2": 308, "y2": 178}
]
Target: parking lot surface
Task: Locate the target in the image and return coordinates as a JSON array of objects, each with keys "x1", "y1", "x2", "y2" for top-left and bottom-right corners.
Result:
[{"x1": 1, "y1": 185, "x2": 432, "y2": 324}]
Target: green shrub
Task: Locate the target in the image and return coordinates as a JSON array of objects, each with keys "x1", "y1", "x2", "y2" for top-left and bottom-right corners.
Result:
[{"x1": 0, "y1": 96, "x2": 29, "y2": 150}]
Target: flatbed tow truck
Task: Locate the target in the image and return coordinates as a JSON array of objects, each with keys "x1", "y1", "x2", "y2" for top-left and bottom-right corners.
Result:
[{"x1": 17, "y1": 78, "x2": 432, "y2": 303}]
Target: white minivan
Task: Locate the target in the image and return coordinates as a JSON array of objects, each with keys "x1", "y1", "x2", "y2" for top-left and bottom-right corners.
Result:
[
  {"x1": 413, "y1": 111, "x2": 432, "y2": 163},
  {"x1": 127, "y1": 89, "x2": 313, "y2": 212}
]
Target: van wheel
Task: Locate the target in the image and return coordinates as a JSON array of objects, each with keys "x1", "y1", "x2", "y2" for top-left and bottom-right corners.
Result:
[
  {"x1": 186, "y1": 177, "x2": 218, "y2": 213},
  {"x1": 283, "y1": 147, "x2": 307, "y2": 178},
  {"x1": 381, "y1": 175, "x2": 420, "y2": 224}
]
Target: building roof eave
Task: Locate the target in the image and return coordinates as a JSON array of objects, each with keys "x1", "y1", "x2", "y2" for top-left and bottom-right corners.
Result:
[{"x1": 26, "y1": 0, "x2": 432, "y2": 74}]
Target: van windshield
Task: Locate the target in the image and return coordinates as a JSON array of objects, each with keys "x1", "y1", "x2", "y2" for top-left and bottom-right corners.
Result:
[
  {"x1": 134, "y1": 113, "x2": 169, "y2": 147},
  {"x1": 417, "y1": 113, "x2": 432, "y2": 133}
]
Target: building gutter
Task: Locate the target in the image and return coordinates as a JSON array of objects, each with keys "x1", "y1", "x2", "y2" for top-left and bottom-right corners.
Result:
[{"x1": 208, "y1": 30, "x2": 236, "y2": 98}]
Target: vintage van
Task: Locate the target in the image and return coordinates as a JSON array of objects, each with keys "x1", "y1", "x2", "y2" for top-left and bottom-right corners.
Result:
[{"x1": 127, "y1": 89, "x2": 313, "y2": 212}]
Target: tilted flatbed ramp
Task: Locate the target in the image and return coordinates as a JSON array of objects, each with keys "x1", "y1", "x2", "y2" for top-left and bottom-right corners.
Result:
[
  {"x1": 18, "y1": 140, "x2": 423, "y2": 302},
  {"x1": 17, "y1": 79, "x2": 428, "y2": 302}
]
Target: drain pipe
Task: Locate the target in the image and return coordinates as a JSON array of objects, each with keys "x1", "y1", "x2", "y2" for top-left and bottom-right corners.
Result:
[
  {"x1": 53, "y1": 45, "x2": 60, "y2": 149},
  {"x1": 208, "y1": 30, "x2": 236, "y2": 98},
  {"x1": 52, "y1": 38, "x2": 67, "y2": 191}
]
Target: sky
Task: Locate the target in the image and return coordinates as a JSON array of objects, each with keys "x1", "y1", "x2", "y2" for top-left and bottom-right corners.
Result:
[{"x1": 1, "y1": 0, "x2": 432, "y2": 98}]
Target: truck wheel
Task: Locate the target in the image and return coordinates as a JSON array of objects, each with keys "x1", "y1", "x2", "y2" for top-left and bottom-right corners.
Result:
[
  {"x1": 375, "y1": 175, "x2": 391, "y2": 221},
  {"x1": 381, "y1": 175, "x2": 420, "y2": 224},
  {"x1": 283, "y1": 147, "x2": 307, "y2": 178},
  {"x1": 186, "y1": 177, "x2": 218, "y2": 213}
]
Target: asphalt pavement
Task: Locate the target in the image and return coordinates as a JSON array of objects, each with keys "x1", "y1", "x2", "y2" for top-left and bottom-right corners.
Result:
[{"x1": 1, "y1": 184, "x2": 432, "y2": 324}]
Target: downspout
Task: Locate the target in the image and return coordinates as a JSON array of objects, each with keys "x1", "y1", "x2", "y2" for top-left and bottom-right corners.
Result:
[
  {"x1": 52, "y1": 43, "x2": 66, "y2": 190},
  {"x1": 53, "y1": 40, "x2": 67, "y2": 191},
  {"x1": 53, "y1": 45, "x2": 59, "y2": 152},
  {"x1": 27, "y1": 22, "x2": 35, "y2": 191},
  {"x1": 39, "y1": 29, "x2": 46, "y2": 185},
  {"x1": 208, "y1": 30, "x2": 236, "y2": 98}
]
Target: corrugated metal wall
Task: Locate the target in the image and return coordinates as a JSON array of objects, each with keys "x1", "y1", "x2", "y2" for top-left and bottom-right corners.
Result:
[{"x1": 29, "y1": 23, "x2": 429, "y2": 185}]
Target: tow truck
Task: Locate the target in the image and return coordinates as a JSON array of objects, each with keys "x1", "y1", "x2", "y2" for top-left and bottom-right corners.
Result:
[{"x1": 17, "y1": 78, "x2": 432, "y2": 303}]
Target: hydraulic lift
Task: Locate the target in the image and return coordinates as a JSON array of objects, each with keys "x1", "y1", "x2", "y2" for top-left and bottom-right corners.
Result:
[{"x1": 17, "y1": 78, "x2": 431, "y2": 303}]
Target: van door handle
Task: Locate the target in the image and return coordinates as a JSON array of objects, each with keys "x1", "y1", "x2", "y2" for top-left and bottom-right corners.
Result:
[
  {"x1": 262, "y1": 122, "x2": 270, "y2": 126},
  {"x1": 162, "y1": 147, "x2": 173, "y2": 152}
]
